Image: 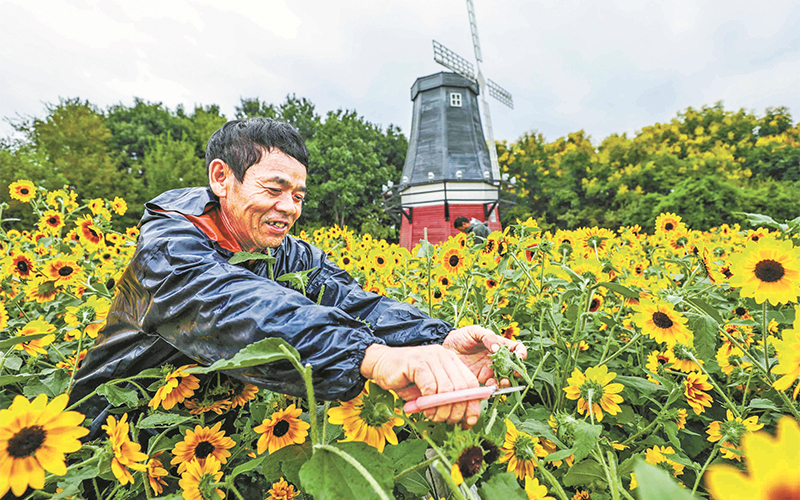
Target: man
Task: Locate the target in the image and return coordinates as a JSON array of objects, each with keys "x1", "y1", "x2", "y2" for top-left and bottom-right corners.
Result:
[
  {"x1": 71, "y1": 118, "x2": 524, "y2": 435},
  {"x1": 455, "y1": 215, "x2": 491, "y2": 241}
]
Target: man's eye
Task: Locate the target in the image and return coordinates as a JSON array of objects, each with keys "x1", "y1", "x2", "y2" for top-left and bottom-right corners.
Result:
[
  {"x1": 268, "y1": 188, "x2": 281, "y2": 195},
  {"x1": 295, "y1": 196, "x2": 305, "y2": 203}
]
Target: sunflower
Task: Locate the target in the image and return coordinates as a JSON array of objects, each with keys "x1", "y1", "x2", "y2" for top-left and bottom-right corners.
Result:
[
  {"x1": 254, "y1": 404, "x2": 311, "y2": 455},
  {"x1": 706, "y1": 410, "x2": 763, "y2": 461},
  {"x1": 149, "y1": 364, "x2": 200, "y2": 410},
  {"x1": 727, "y1": 238, "x2": 800, "y2": 305},
  {"x1": 229, "y1": 383, "x2": 259, "y2": 408},
  {"x1": 498, "y1": 419, "x2": 547, "y2": 480},
  {"x1": 716, "y1": 345, "x2": 752, "y2": 376},
  {"x1": 102, "y1": 413, "x2": 148, "y2": 485},
  {"x1": 179, "y1": 456, "x2": 225, "y2": 500},
  {"x1": 125, "y1": 226, "x2": 140, "y2": 240},
  {"x1": 64, "y1": 295, "x2": 110, "y2": 340},
  {"x1": 43, "y1": 257, "x2": 85, "y2": 287},
  {"x1": 267, "y1": 477, "x2": 300, "y2": 500},
  {"x1": 668, "y1": 344, "x2": 703, "y2": 373},
  {"x1": 14, "y1": 318, "x2": 56, "y2": 357},
  {"x1": 7, "y1": 252, "x2": 36, "y2": 280},
  {"x1": 0, "y1": 394, "x2": 88, "y2": 498},
  {"x1": 55, "y1": 349, "x2": 87, "y2": 375},
  {"x1": 184, "y1": 397, "x2": 232, "y2": 415},
  {"x1": 705, "y1": 416, "x2": 799, "y2": 500},
  {"x1": 684, "y1": 371, "x2": 714, "y2": 414},
  {"x1": 645, "y1": 350, "x2": 673, "y2": 383},
  {"x1": 9, "y1": 180, "x2": 36, "y2": 203},
  {"x1": 675, "y1": 408, "x2": 687, "y2": 430},
  {"x1": 571, "y1": 492, "x2": 592, "y2": 500},
  {"x1": 111, "y1": 196, "x2": 128, "y2": 216},
  {"x1": 772, "y1": 307, "x2": 800, "y2": 399},
  {"x1": 75, "y1": 215, "x2": 104, "y2": 250},
  {"x1": 327, "y1": 384, "x2": 404, "y2": 453},
  {"x1": 37, "y1": 210, "x2": 65, "y2": 235},
  {"x1": 632, "y1": 299, "x2": 693, "y2": 347},
  {"x1": 577, "y1": 226, "x2": 614, "y2": 256},
  {"x1": 171, "y1": 421, "x2": 236, "y2": 474},
  {"x1": 0, "y1": 303, "x2": 8, "y2": 332},
  {"x1": 588, "y1": 294, "x2": 604, "y2": 313},
  {"x1": 563, "y1": 365, "x2": 624, "y2": 422},
  {"x1": 654, "y1": 212, "x2": 685, "y2": 235},
  {"x1": 369, "y1": 249, "x2": 391, "y2": 274},
  {"x1": 645, "y1": 445, "x2": 684, "y2": 477},
  {"x1": 147, "y1": 452, "x2": 169, "y2": 495},
  {"x1": 440, "y1": 246, "x2": 468, "y2": 275},
  {"x1": 23, "y1": 277, "x2": 60, "y2": 303},
  {"x1": 337, "y1": 254, "x2": 355, "y2": 270},
  {"x1": 500, "y1": 321, "x2": 520, "y2": 340}
]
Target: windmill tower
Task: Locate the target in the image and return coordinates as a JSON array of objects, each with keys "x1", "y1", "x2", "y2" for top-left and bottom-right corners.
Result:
[{"x1": 390, "y1": 0, "x2": 514, "y2": 248}]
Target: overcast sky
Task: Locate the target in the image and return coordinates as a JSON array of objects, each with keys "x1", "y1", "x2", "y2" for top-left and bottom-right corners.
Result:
[{"x1": 2, "y1": 0, "x2": 798, "y2": 146}]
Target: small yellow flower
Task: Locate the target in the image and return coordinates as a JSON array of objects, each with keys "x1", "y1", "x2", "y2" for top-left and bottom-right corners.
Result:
[{"x1": 563, "y1": 364, "x2": 624, "y2": 421}]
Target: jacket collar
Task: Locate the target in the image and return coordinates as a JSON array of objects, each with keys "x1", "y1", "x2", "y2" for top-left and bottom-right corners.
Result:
[{"x1": 145, "y1": 187, "x2": 217, "y2": 216}]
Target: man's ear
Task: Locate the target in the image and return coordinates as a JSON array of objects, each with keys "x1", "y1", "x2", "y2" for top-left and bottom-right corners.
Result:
[{"x1": 208, "y1": 159, "x2": 231, "y2": 198}]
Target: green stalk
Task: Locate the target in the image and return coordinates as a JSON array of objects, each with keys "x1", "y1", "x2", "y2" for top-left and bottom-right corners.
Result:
[
  {"x1": 691, "y1": 446, "x2": 719, "y2": 495},
  {"x1": 761, "y1": 301, "x2": 770, "y2": 376},
  {"x1": 433, "y1": 461, "x2": 470, "y2": 500},
  {"x1": 66, "y1": 328, "x2": 85, "y2": 395},
  {"x1": 599, "y1": 331, "x2": 642, "y2": 365},
  {"x1": 279, "y1": 344, "x2": 319, "y2": 446},
  {"x1": 529, "y1": 453, "x2": 569, "y2": 500},
  {"x1": 393, "y1": 455, "x2": 439, "y2": 481},
  {"x1": 688, "y1": 352, "x2": 741, "y2": 419},
  {"x1": 593, "y1": 449, "x2": 619, "y2": 500}
]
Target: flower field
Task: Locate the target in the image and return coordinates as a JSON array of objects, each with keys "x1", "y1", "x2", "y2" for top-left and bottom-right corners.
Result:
[{"x1": 2, "y1": 182, "x2": 800, "y2": 500}]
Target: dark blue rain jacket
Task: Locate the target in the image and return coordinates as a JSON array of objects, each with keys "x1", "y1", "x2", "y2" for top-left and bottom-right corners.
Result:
[{"x1": 70, "y1": 187, "x2": 451, "y2": 429}]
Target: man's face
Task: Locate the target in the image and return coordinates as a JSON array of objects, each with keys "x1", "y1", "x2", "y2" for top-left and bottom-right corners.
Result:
[
  {"x1": 216, "y1": 150, "x2": 307, "y2": 251},
  {"x1": 456, "y1": 222, "x2": 469, "y2": 233}
]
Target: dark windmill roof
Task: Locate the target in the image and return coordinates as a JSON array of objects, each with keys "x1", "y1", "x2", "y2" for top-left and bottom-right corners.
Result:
[{"x1": 400, "y1": 72, "x2": 493, "y2": 188}]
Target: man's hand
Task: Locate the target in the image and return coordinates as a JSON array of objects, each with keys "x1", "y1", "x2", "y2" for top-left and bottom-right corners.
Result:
[
  {"x1": 442, "y1": 325, "x2": 527, "y2": 388},
  {"x1": 360, "y1": 343, "x2": 481, "y2": 426}
]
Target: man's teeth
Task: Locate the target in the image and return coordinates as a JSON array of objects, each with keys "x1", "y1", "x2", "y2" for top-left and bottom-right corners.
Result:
[{"x1": 268, "y1": 222, "x2": 287, "y2": 228}]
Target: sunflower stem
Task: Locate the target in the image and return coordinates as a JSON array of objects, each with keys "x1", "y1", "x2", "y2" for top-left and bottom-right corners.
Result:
[
  {"x1": 688, "y1": 352, "x2": 742, "y2": 419},
  {"x1": 691, "y1": 445, "x2": 718, "y2": 495},
  {"x1": 598, "y1": 331, "x2": 642, "y2": 365},
  {"x1": 593, "y1": 449, "x2": 619, "y2": 500},
  {"x1": 432, "y1": 460, "x2": 471, "y2": 500},
  {"x1": 141, "y1": 470, "x2": 153, "y2": 499},
  {"x1": 322, "y1": 401, "x2": 330, "y2": 444},
  {"x1": 621, "y1": 414, "x2": 663, "y2": 446},
  {"x1": 66, "y1": 326, "x2": 84, "y2": 395},
  {"x1": 424, "y1": 228, "x2": 432, "y2": 316},
  {"x1": 393, "y1": 455, "x2": 439, "y2": 481},
  {"x1": 529, "y1": 453, "x2": 570, "y2": 500},
  {"x1": 761, "y1": 301, "x2": 770, "y2": 376},
  {"x1": 315, "y1": 444, "x2": 393, "y2": 500},
  {"x1": 303, "y1": 363, "x2": 319, "y2": 447}
]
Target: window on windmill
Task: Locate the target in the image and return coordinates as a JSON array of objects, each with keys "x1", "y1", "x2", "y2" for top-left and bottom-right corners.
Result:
[{"x1": 449, "y1": 92, "x2": 462, "y2": 107}]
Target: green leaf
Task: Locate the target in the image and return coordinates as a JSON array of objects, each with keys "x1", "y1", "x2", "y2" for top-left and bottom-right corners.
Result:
[
  {"x1": 23, "y1": 370, "x2": 69, "y2": 399},
  {"x1": 96, "y1": 383, "x2": 139, "y2": 407},
  {"x1": 562, "y1": 460, "x2": 605, "y2": 487},
  {"x1": 733, "y1": 212, "x2": 782, "y2": 230},
  {"x1": 0, "y1": 333, "x2": 49, "y2": 349},
  {"x1": 545, "y1": 448, "x2": 575, "y2": 463},
  {"x1": 0, "y1": 373, "x2": 39, "y2": 387},
  {"x1": 692, "y1": 315, "x2": 718, "y2": 360},
  {"x1": 598, "y1": 281, "x2": 639, "y2": 299},
  {"x1": 261, "y1": 441, "x2": 313, "y2": 486},
  {"x1": 276, "y1": 268, "x2": 317, "y2": 294},
  {"x1": 184, "y1": 338, "x2": 300, "y2": 374},
  {"x1": 684, "y1": 297, "x2": 723, "y2": 325},
  {"x1": 633, "y1": 461, "x2": 696, "y2": 500},
  {"x1": 138, "y1": 413, "x2": 194, "y2": 429},
  {"x1": 572, "y1": 420, "x2": 602, "y2": 462},
  {"x1": 663, "y1": 421, "x2": 681, "y2": 450},
  {"x1": 54, "y1": 460, "x2": 100, "y2": 498},
  {"x1": 228, "y1": 251, "x2": 276, "y2": 265},
  {"x1": 517, "y1": 418, "x2": 566, "y2": 448},
  {"x1": 748, "y1": 398, "x2": 781, "y2": 412},
  {"x1": 477, "y1": 472, "x2": 527, "y2": 500},
  {"x1": 231, "y1": 453, "x2": 268, "y2": 479},
  {"x1": 4, "y1": 356, "x2": 22, "y2": 371},
  {"x1": 383, "y1": 438, "x2": 429, "y2": 496},
  {"x1": 298, "y1": 443, "x2": 394, "y2": 500},
  {"x1": 617, "y1": 376, "x2": 665, "y2": 394}
]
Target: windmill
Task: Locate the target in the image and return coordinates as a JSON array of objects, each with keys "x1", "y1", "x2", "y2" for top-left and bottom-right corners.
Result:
[{"x1": 386, "y1": 0, "x2": 514, "y2": 248}]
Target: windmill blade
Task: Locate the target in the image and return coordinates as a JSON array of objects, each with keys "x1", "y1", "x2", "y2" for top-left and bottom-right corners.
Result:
[
  {"x1": 432, "y1": 40, "x2": 475, "y2": 82},
  {"x1": 487, "y1": 79, "x2": 513, "y2": 109}
]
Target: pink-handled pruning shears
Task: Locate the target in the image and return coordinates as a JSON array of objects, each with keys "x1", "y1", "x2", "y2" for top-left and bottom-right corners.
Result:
[{"x1": 403, "y1": 385, "x2": 526, "y2": 414}]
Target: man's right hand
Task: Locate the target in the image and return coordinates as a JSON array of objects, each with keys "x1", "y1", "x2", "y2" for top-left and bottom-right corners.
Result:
[{"x1": 360, "y1": 343, "x2": 482, "y2": 427}]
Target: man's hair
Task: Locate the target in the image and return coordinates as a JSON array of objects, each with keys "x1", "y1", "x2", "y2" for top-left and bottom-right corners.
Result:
[
  {"x1": 205, "y1": 118, "x2": 309, "y2": 183},
  {"x1": 454, "y1": 216, "x2": 470, "y2": 228}
]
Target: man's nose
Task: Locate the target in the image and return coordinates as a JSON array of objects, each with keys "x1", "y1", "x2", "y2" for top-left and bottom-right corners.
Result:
[{"x1": 275, "y1": 193, "x2": 299, "y2": 215}]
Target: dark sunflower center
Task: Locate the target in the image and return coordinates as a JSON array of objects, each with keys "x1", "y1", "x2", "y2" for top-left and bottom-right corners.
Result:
[
  {"x1": 106, "y1": 277, "x2": 116, "y2": 290},
  {"x1": 433, "y1": 289, "x2": 443, "y2": 299},
  {"x1": 441, "y1": 277, "x2": 450, "y2": 286},
  {"x1": 20, "y1": 188, "x2": 29, "y2": 195},
  {"x1": 449, "y1": 255, "x2": 460, "y2": 267},
  {"x1": 343, "y1": 257, "x2": 350, "y2": 265},
  {"x1": 102, "y1": 253, "x2": 111, "y2": 260},
  {"x1": 754, "y1": 259, "x2": 784, "y2": 283},
  {"x1": 194, "y1": 440, "x2": 216, "y2": 459},
  {"x1": 58, "y1": 266, "x2": 74, "y2": 277},
  {"x1": 273, "y1": 420, "x2": 291, "y2": 437},
  {"x1": 735, "y1": 307, "x2": 747, "y2": 317},
  {"x1": 652, "y1": 311, "x2": 674, "y2": 329},
  {"x1": 88, "y1": 227, "x2": 98, "y2": 238},
  {"x1": 590, "y1": 298, "x2": 601, "y2": 311},
  {"x1": 48, "y1": 217, "x2": 58, "y2": 225},
  {"x1": 665, "y1": 222, "x2": 674, "y2": 230},
  {"x1": 751, "y1": 236, "x2": 760, "y2": 242},
  {"x1": 377, "y1": 257, "x2": 385, "y2": 265},
  {"x1": 457, "y1": 446, "x2": 484, "y2": 478},
  {"x1": 16, "y1": 260, "x2": 29, "y2": 273},
  {"x1": 722, "y1": 268, "x2": 733, "y2": 278},
  {"x1": 768, "y1": 484, "x2": 800, "y2": 500},
  {"x1": 8, "y1": 425, "x2": 46, "y2": 458}
]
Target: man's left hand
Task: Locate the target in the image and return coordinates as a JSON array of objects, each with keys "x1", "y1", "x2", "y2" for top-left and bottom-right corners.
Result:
[{"x1": 442, "y1": 325, "x2": 527, "y2": 388}]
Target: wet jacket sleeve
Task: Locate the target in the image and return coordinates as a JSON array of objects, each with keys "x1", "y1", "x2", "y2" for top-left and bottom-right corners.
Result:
[{"x1": 137, "y1": 214, "x2": 384, "y2": 401}]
